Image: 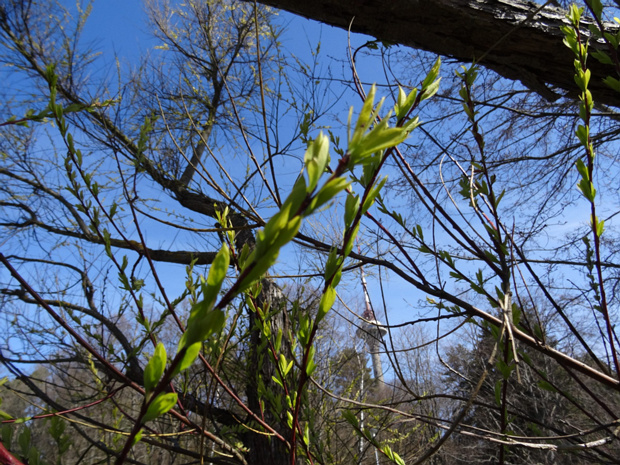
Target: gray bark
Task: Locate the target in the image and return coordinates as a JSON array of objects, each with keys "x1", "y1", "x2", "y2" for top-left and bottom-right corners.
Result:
[{"x1": 253, "y1": 0, "x2": 620, "y2": 106}]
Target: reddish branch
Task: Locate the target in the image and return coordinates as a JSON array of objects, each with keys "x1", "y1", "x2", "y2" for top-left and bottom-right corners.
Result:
[{"x1": 0, "y1": 443, "x2": 24, "y2": 465}]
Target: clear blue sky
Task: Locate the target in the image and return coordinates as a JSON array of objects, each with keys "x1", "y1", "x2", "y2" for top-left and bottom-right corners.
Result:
[
  {"x1": 69, "y1": 0, "x2": 431, "y2": 325},
  {"x1": 26, "y1": 1, "x2": 435, "y2": 383}
]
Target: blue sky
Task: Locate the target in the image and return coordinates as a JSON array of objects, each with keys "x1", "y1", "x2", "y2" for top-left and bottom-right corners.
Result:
[
  {"x1": 63, "y1": 1, "x2": 430, "y2": 372},
  {"x1": 1, "y1": 0, "x2": 536, "y2": 382}
]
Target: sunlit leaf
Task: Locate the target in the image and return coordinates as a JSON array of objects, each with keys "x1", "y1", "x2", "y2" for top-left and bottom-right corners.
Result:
[
  {"x1": 144, "y1": 342, "x2": 167, "y2": 395},
  {"x1": 143, "y1": 392, "x2": 178, "y2": 423}
]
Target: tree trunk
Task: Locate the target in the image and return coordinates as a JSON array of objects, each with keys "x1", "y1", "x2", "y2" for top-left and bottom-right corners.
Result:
[
  {"x1": 245, "y1": 278, "x2": 291, "y2": 465},
  {"x1": 252, "y1": 0, "x2": 620, "y2": 107}
]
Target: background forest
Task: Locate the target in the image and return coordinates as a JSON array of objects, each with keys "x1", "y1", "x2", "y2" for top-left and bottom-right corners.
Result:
[{"x1": 1, "y1": 0, "x2": 620, "y2": 464}]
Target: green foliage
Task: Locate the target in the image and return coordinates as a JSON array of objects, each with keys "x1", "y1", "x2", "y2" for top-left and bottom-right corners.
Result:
[
  {"x1": 4, "y1": 1, "x2": 620, "y2": 465},
  {"x1": 179, "y1": 245, "x2": 229, "y2": 349},
  {"x1": 348, "y1": 85, "x2": 410, "y2": 163},
  {"x1": 48, "y1": 416, "x2": 72, "y2": 460},
  {"x1": 142, "y1": 392, "x2": 178, "y2": 423},
  {"x1": 143, "y1": 343, "x2": 167, "y2": 396}
]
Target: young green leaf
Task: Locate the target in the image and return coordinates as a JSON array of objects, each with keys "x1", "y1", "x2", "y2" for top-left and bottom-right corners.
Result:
[
  {"x1": 537, "y1": 380, "x2": 557, "y2": 392},
  {"x1": 603, "y1": 75, "x2": 620, "y2": 93},
  {"x1": 144, "y1": 342, "x2": 167, "y2": 395},
  {"x1": 132, "y1": 429, "x2": 144, "y2": 446},
  {"x1": 595, "y1": 217, "x2": 605, "y2": 237},
  {"x1": 342, "y1": 409, "x2": 359, "y2": 428},
  {"x1": 316, "y1": 286, "x2": 336, "y2": 323},
  {"x1": 361, "y1": 176, "x2": 387, "y2": 215},
  {"x1": 143, "y1": 392, "x2": 178, "y2": 423},
  {"x1": 590, "y1": 0, "x2": 603, "y2": 19},
  {"x1": 180, "y1": 307, "x2": 226, "y2": 349},
  {"x1": 278, "y1": 353, "x2": 294, "y2": 377},
  {"x1": 350, "y1": 117, "x2": 408, "y2": 162},
  {"x1": 575, "y1": 124, "x2": 589, "y2": 146},
  {"x1": 305, "y1": 178, "x2": 350, "y2": 216},
  {"x1": 202, "y1": 244, "x2": 230, "y2": 307},
  {"x1": 394, "y1": 86, "x2": 419, "y2": 120},
  {"x1": 19, "y1": 427, "x2": 31, "y2": 456},
  {"x1": 421, "y1": 57, "x2": 441, "y2": 89},
  {"x1": 305, "y1": 345, "x2": 317, "y2": 376},
  {"x1": 344, "y1": 193, "x2": 360, "y2": 228},
  {"x1": 350, "y1": 84, "x2": 378, "y2": 149},
  {"x1": 173, "y1": 342, "x2": 202, "y2": 376},
  {"x1": 281, "y1": 176, "x2": 308, "y2": 216},
  {"x1": 304, "y1": 132, "x2": 330, "y2": 191}
]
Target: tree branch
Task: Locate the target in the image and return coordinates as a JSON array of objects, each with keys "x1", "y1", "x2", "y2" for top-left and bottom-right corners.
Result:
[{"x1": 250, "y1": 0, "x2": 620, "y2": 106}]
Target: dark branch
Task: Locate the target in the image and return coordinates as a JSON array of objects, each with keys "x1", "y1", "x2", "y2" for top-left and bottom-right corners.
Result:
[{"x1": 251, "y1": 0, "x2": 620, "y2": 106}]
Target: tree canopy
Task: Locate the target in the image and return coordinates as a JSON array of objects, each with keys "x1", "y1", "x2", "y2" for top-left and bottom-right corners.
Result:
[{"x1": 1, "y1": 0, "x2": 620, "y2": 464}]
